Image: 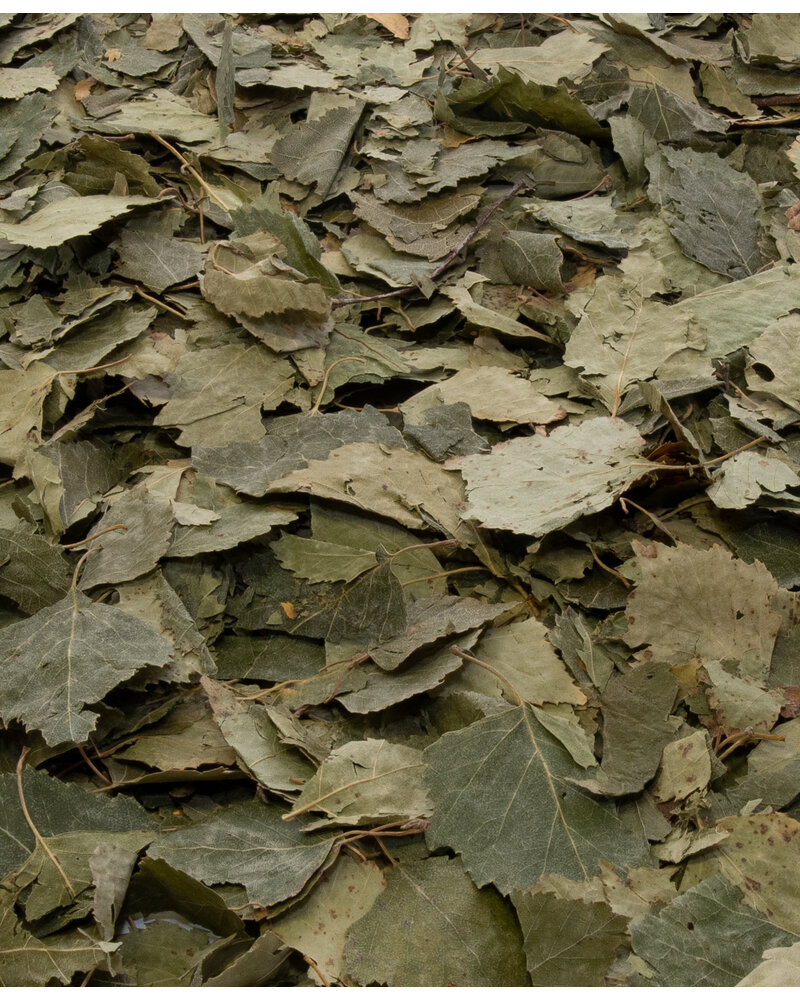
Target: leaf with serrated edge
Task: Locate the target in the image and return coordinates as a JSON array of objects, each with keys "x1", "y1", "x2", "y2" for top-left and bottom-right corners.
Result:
[
  {"x1": 424, "y1": 705, "x2": 651, "y2": 892},
  {"x1": 0, "y1": 588, "x2": 170, "y2": 745},
  {"x1": 344, "y1": 856, "x2": 529, "y2": 986},
  {"x1": 148, "y1": 800, "x2": 338, "y2": 907},
  {"x1": 457, "y1": 417, "x2": 657, "y2": 537}
]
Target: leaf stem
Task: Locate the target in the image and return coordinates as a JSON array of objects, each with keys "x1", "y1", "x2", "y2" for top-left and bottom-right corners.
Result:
[
  {"x1": 449, "y1": 645, "x2": 526, "y2": 707},
  {"x1": 62, "y1": 523, "x2": 128, "y2": 550},
  {"x1": 16, "y1": 748, "x2": 76, "y2": 897},
  {"x1": 309, "y1": 356, "x2": 366, "y2": 414},
  {"x1": 148, "y1": 131, "x2": 229, "y2": 210}
]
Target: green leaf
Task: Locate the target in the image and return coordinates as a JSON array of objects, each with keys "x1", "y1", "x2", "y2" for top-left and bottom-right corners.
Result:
[
  {"x1": 0, "y1": 767, "x2": 156, "y2": 880},
  {"x1": 647, "y1": 147, "x2": 764, "y2": 279},
  {"x1": 0, "y1": 362, "x2": 63, "y2": 468},
  {"x1": 285, "y1": 738, "x2": 431, "y2": 829},
  {"x1": 202, "y1": 677, "x2": 315, "y2": 792},
  {"x1": 79, "y1": 488, "x2": 174, "y2": 590},
  {"x1": 625, "y1": 541, "x2": 782, "y2": 677},
  {"x1": 0, "y1": 588, "x2": 171, "y2": 745},
  {"x1": 0, "y1": 521, "x2": 71, "y2": 613},
  {"x1": 0, "y1": 195, "x2": 161, "y2": 248},
  {"x1": 471, "y1": 617, "x2": 587, "y2": 706},
  {"x1": 369, "y1": 595, "x2": 511, "y2": 671},
  {"x1": 343, "y1": 856, "x2": 530, "y2": 986},
  {"x1": 458, "y1": 417, "x2": 657, "y2": 538},
  {"x1": 192, "y1": 407, "x2": 404, "y2": 497},
  {"x1": 167, "y1": 503, "x2": 298, "y2": 558},
  {"x1": 586, "y1": 664, "x2": 679, "y2": 796},
  {"x1": 0, "y1": 65, "x2": 59, "y2": 99},
  {"x1": 402, "y1": 367, "x2": 565, "y2": 425},
  {"x1": 272, "y1": 855, "x2": 384, "y2": 986},
  {"x1": 713, "y1": 718, "x2": 800, "y2": 815},
  {"x1": 512, "y1": 891, "x2": 629, "y2": 986},
  {"x1": 113, "y1": 229, "x2": 204, "y2": 293},
  {"x1": 153, "y1": 342, "x2": 296, "y2": 447},
  {"x1": 270, "y1": 102, "x2": 365, "y2": 199},
  {"x1": 737, "y1": 941, "x2": 800, "y2": 986},
  {"x1": 0, "y1": 886, "x2": 116, "y2": 986},
  {"x1": 423, "y1": 705, "x2": 651, "y2": 892},
  {"x1": 715, "y1": 812, "x2": 800, "y2": 936},
  {"x1": 272, "y1": 535, "x2": 377, "y2": 584},
  {"x1": 630, "y1": 873, "x2": 796, "y2": 986},
  {"x1": 148, "y1": 800, "x2": 338, "y2": 908},
  {"x1": 336, "y1": 631, "x2": 481, "y2": 714}
]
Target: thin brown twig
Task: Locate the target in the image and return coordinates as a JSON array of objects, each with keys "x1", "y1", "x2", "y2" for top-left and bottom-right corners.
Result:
[
  {"x1": 62, "y1": 523, "x2": 128, "y2": 550},
  {"x1": 568, "y1": 173, "x2": 613, "y2": 201},
  {"x1": 134, "y1": 285, "x2": 187, "y2": 319},
  {"x1": 588, "y1": 543, "x2": 631, "y2": 588},
  {"x1": 309, "y1": 356, "x2": 366, "y2": 414},
  {"x1": 71, "y1": 546, "x2": 101, "y2": 589},
  {"x1": 77, "y1": 744, "x2": 113, "y2": 786},
  {"x1": 148, "y1": 131, "x2": 229, "y2": 210},
  {"x1": 16, "y1": 748, "x2": 75, "y2": 896}
]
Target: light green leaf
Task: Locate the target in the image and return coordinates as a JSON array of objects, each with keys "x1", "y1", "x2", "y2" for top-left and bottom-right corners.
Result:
[
  {"x1": 458, "y1": 417, "x2": 656, "y2": 538},
  {"x1": 272, "y1": 855, "x2": 384, "y2": 986},
  {"x1": 746, "y1": 312, "x2": 800, "y2": 413},
  {"x1": 0, "y1": 195, "x2": 161, "y2": 249},
  {"x1": 443, "y1": 284, "x2": 554, "y2": 342},
  {"x1": 148, "y1": 800, "x2": 338, "y2": 907},
  {"x1": 471, "y1": 617, "x2": 587, "y2": 706},
  {"x1": 625, "y1": 541, "x2": 782, "y2": 677},
  {"x1": 630, "y1": 873, "x2": 796, "y2": 986},
  {"x1": 402, "y1": 367, "x2": 565, "y2": 425},
  {"x1": 716, "y1": 812, "x2": 800, "y2": 936},
  {"x1": 0, "y1": 362, "x2": 64, "y2": 468},
  {"x1": 192, "y1": 407, "x2": 404, "y2": 497},
  {"x1": 83, "y1": 92, "x2": 218, "y2": 143},
  {"x1": 0, "y1": 65, "x2": 59, "y2": 98},
  {"x1": 0, "y1": 588, "x2": 171, "y2": 745},
  {"x1": 284, "y1": 738, "x2": 431, "y2": 829},
  {"x1": 424, "y1": 705, "x2": 651, "y2": 892},
  {"x1": 472, "y1": 32, "x2": 606, "y2": 86},
  {"x1": 344, "y1": 856, "x2": 529, "y2": 986},
  {"x1": 651, "y1": 730, "x2": 712, "y2": 803},
  {"x1": 704, "y1": 660, "x2": 783, "y2": 732},
  {"x1": 737, "y1": 940, "x2": 800, "y2": 986}
]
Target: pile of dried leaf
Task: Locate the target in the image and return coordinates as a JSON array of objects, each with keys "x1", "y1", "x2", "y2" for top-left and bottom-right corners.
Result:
[{"x1": 3, "y1": 12, "x2": 800, "y2": 987}]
